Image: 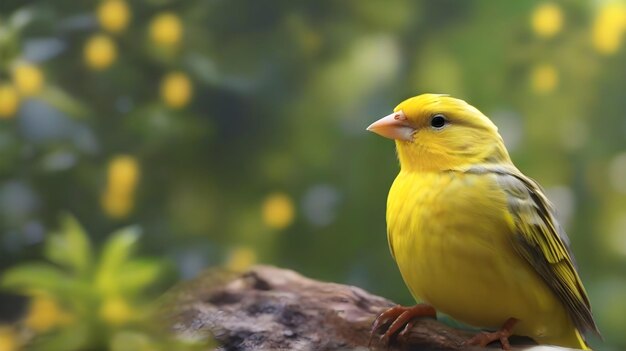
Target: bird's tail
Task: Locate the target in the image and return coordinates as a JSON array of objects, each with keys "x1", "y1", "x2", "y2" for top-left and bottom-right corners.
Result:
[
  {"x1": 546, "y1": 328, "x2": 592, "y2": 350},
  {"x1": 575, "y1": 329, "x2": 592, "y2": 350}
]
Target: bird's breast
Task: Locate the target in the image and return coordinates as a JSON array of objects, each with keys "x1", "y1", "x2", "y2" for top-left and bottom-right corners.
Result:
[
  {"x1": 387, "y1": 171, "x2": 506, "y2": 264},
  {"x1": 386, "y1": 171, "x2": 568, "y2": 336}
]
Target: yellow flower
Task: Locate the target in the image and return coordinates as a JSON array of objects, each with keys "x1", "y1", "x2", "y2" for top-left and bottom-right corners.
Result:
[
  {"x1": 149, "y1": 12, "x2": 183, "y2": 46},
  {"x1": 97, "y1": 0, "x2": 131, "y2": 33},
  {"x1": 100, "y1": 296, "x2": 133, "y2": 325},
  {"x1": 84, "y1": 34, "x2": 117, "y2": 70},
  {"x1": 226, "y1": 246, "x2": 257, "y2": 272},
  {"x1": 12, "y1": 63, "x2": 44, "y2": 96},
  {"x1": 262, "y1": 192, "x2": 295, "y2": 229},
  {"x1": 107, "y1": 155, "x2": 140, "y2": 193},
  {"x1": 24, "y1": 295, "x2": 64, "y2": 332},
  {"x1": 0, "y1": 326, "x2": 18, "y2": 351},
  {"x1": 531, "y1": 3, "x2": 563, "y2": 38},
  {"x1": 530, "y1": 64, "x2": 558, "y2": 94},
  {"x1": 592, "y1": 2, "x2": 626, "y2": 55},
  {"x1": 160, "y1": 72, "x2": 192, "y2": 108},
  {"x1": 102, "y1": 155, "x2": 140, "y2": 218},
  {"x1": 0, "y1": 83, "x2": 20, "y2": 118},
  {"x1": 101, "y1": 190, "x2": 134, "y2": 219}
]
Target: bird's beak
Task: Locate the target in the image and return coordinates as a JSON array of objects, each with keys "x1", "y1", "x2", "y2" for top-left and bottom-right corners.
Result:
[{"x1": 366, "y1": 110, "x2": 415, "y2": 141}]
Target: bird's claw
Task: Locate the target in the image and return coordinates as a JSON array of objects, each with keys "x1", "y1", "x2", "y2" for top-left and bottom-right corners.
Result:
[
  {"x1": 464, "y1": 317, "x2": 518, "y2": 351},
  {"x1": 369, "y1": 304, "x2": 436, "y2": 348},
  {"x1": 398, "y1": 318, "x2": 417, "y2": 338}
]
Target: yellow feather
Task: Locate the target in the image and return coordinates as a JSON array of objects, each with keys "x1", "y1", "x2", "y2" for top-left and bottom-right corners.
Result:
[{"x1": 375, "y1": 94, "x2": 600, "y2": 349}]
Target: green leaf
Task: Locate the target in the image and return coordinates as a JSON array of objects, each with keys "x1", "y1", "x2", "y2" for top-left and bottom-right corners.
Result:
[
  {"x1": 95, "y1": 226, "x2": 142, "y2": 295},
  {"x1": 0, "y1": 263, "x2": 84, "y2": 297},
  {"x1": 38, "y1": 86, "x2": 90, "y2": 119},
  {"x1": 110, "y1": 331, "x2": 155, "y2": 351},
  {"x1": 30, "y1": 319, "x2": 92, "y2": 351},
  {"x1": 115, "y1": 259, "x2": 163, "y2": 295},
  {"x1": 44, "y1": 214, "x2": 93, "y2": 275}
]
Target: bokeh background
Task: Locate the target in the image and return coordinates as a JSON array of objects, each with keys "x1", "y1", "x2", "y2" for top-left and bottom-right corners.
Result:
[{"x1": 1, "y1": 0, "x2": 625, "y2": 350}]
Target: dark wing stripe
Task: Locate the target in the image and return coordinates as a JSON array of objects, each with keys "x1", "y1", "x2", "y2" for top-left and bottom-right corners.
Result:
[{"x1": 465, "y1": 164, "x2": 601, "y2": 337}]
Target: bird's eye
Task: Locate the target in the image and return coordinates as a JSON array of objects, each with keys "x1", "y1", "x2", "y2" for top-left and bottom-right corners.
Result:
[{"x1": 430, "y1": 114, "x2": 447, "y2": 129}]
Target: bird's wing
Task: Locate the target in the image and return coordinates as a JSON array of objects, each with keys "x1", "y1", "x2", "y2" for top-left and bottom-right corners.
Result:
[{"x1": 466, "y1": 164, "x2": 600, "y2": 337}]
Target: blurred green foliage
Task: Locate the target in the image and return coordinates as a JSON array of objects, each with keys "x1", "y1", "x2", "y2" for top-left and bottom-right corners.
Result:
[
  {"x1": 1, "y1": 0, "x2": 626, "y2": 349},
  {"x1": 1, "y1": 214, "x2": 205, "y2": 350}
]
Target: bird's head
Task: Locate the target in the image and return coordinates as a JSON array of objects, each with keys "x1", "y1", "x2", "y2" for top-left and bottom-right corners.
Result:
[{"x1": 367, "y1": 94, "x2": 511, "y2": 172}]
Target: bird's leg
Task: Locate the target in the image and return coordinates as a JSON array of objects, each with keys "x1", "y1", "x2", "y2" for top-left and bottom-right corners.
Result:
[
  {"x1": 464, "y1": 317, "x2": 519, "y2": 350},
  {"x1": 369, "y1": 304, "x2": 436, "y2": 347}
]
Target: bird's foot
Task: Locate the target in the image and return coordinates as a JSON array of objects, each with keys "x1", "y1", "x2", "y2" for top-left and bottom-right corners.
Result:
[
  {"x1": 465, "y1": 317, "x2": 519, "y2": 350},
  {"x1": 368, "y1": 303, "x2": 436, "y2": 347}
]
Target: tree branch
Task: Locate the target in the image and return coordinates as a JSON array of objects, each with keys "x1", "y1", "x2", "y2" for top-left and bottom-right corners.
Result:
[{"x1": 165, "y1": 265, "x2": 582, "y2": 351}]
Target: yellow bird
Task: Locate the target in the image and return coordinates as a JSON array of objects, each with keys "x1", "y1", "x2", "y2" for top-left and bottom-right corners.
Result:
[{"x1": 367, "y1": 94, "x2": 600, "y2": 350}]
